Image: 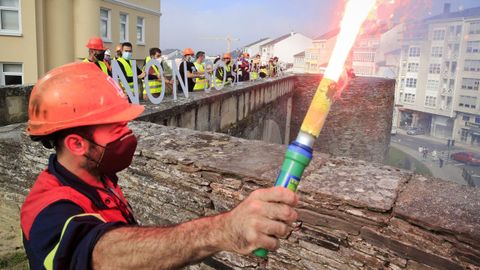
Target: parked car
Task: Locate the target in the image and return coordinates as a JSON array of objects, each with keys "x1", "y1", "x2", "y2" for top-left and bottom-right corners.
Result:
[
  {"x1": 406, "y1": 127, "x2": 425, "y2": 135},
  {"x1": 451, "y1": 152, "x2": 480, "y2": 166}
]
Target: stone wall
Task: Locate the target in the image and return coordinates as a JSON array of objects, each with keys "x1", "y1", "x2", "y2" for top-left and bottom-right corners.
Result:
[
  {"x1": 0, "y1": 84, "x2": 33, "y2": 126},
  {"x1": 291, "y1": 75, "x2": 395, "y2": 163},
  {"x1": 137, "y1": 78, "x2": 294, "y2": 144},
  {"x1": 1, "y1": 122, "x2": 478, "y2": 270}
]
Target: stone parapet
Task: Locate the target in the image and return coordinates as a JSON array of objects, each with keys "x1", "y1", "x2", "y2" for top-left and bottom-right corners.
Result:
[{"x1": 0, "y1": 122, "x2": 478, "y2": 269}]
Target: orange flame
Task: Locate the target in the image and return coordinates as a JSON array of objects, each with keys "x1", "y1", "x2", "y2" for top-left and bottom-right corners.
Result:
[{"x1": 324, "y1": 0, "x2": 377, "y2": 82}]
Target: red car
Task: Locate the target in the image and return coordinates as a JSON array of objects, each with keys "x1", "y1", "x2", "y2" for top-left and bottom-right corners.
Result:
[{"x1": 451, "y1": 152, "x2": 480, "y2": 166}]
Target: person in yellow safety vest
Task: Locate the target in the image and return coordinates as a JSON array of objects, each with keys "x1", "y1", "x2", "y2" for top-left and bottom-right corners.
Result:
[
  {"x1": 142, "y1": 48, "x2": 163, "y2": 100},
  {"x1": 259, "y1": 65, "x2": 269, "y2": 78},
  {"x1": 214, "y1": 53, "x2": 234, "y2": 86},
  {"x1": 250, "y1": 54, "x2": 261, "y2": 81},
  {"x1": 83, "y1": 37, "x2": 111, "y2": 76},
  {"x1": 117, "y1": 42, "x2": 145, "y2": 94},
  {"x1": 193, "y1": 51, "x2": 208, "y2": 91},
  {"x1": 104, "y1": 49, "x2": 112, "y2": 73}
]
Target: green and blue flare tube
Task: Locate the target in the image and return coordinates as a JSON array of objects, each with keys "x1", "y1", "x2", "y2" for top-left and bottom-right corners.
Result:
[{"x1": 253, "y1": 135, "x2": 314, "y2": 258}]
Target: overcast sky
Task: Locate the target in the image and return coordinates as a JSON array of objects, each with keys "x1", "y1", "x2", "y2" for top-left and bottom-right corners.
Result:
[{"x1": 160, "y1": 0, "x2": 480, "y2": 55}]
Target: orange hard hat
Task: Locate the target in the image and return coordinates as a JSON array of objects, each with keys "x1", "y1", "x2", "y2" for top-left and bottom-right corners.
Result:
[
  {"x1": 27, "y1": 62, "x2": 144, "y2": 136},
  {"x1": 86, "y1": 37, "x2": 106, "y2": 50},
  {"x1": 223, "y1": 53, "x2": 231, "y2": 59},
  {"x1": 183, "y1": 48, "x2": 194, "y2": 56},
  {"x1": 243, "y1": 52, "x2": 250, "y2": 58}
]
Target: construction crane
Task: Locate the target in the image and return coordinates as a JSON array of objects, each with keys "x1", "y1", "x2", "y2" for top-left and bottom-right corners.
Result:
[{"x1": 201, "y1": 34, "x2": 240, "y2": 53}]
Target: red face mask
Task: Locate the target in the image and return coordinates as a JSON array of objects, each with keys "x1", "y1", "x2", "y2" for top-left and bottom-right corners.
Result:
[{"x1": 86, "y1": 131, "x2": 138, "y2": 174}]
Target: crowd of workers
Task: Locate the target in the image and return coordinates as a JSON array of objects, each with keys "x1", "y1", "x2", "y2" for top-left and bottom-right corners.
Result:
[{"x1": 84, "y1": 37, "x2": 283, "y2": 101}]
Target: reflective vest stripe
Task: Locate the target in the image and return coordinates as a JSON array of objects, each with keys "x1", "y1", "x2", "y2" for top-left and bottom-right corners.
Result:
[
  {"x1": 43, "y1": 213, "x2": 105, "y2": 270},
  {"x1": 143, "y1": 56, "x2": 162, "y2": 94},
  {"x1": 83, "y1": 58, "x2": 109, "y2": 75},
  {"x1": 193, "y1": 62, "x2": 207, "y2": 91}
]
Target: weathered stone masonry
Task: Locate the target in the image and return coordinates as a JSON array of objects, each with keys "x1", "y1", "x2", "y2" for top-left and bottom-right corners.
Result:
[
  {"x1": 1, "y1": 122, "x2": 479, "y2": 270},
  {"x1": 292, "y1": 75, "x2": 395, "y2": 164}
]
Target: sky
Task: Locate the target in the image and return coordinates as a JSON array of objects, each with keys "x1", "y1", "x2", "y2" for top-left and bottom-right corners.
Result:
[{"x1": 160, "y1": 0, "x2": 480, "y2": 55}]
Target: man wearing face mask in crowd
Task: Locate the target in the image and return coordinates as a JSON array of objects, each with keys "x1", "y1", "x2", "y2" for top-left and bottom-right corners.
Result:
[
  {"x1": 103, "y1": 49, "x2": 112, "y2": 72},
  {"x1": 83, "y1": 37, "x2": 111, "y2": 76},
  {"x1": 21, "y1": 62, "x2": 298, "y2": 269},
  {"x1": 116, "y1": 42, "x2": 145, "y2": 92},
  {"x1": 179, "y1": 48, "x2": 204, "y2": 92},
  {"x1": 142, "y1": 47, "x2": 172, "y2": 100}
]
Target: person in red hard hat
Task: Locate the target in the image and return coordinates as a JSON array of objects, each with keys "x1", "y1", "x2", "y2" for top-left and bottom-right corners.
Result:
[
  {"x1": 21, "y1": 62, "x2": 298, "y2": 269},
  {"x1": 84, "y1": 37, "x2": 111, "y2": 76}
]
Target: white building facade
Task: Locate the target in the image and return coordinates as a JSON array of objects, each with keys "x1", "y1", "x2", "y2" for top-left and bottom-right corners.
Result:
[
  {"x1": 260, "y1": 32, "x2": 312, "y2": 65},
  {"x1": 394, "y1": 5, "x2": 480, "y2": 146},
  {"x1": 243, "y1": 38, "x2": 272, "y2": 58}
]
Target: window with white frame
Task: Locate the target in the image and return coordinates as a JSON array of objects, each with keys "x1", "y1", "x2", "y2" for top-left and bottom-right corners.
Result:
[
  {"x1": 427, "y1": 79, "x2": 440, "y2": 91},
  {"x1": 403, "y1": 93, "x2": 416, "y2": 103},
  {"x1": 469, "y1": 21, "x2": 480, "y2": 35},
  {"x1": 0, "y1": 63, "x2": 22, "y2": 85},
  {"x1": 136, "y1": 16, "x2": 145, "y2": 44},
  {"x1": 431, "y1": 46, "x2": 443, "y2": 57},
  {"x1": 100, "y1": 8, "x2": 111, "y2": 41},
  {"x1": 0, "y1": 0, "x2": 20, "y2": 34},
  {"x1": 449, "y1": 25, "x2": 455, "y2": 36},
  {"x1": 456, "y1": 25, "x2": 463, "y2": 35},
  {"x1": 458, "y1": 95, "x2": 477, "y2": 109},
  {"x1": 406, "y1": 78, "x2": 417, "y2": 88},
  {"x1": 449, "y1": 79, "x2": 455, "y2": 91},
  {"x1": 464, "y1": 60, "x2": 480, "y2": 72},
  {"x1": 466, "y1": 41, "x2": 480, "y2": 53},
  {"x1": 120, "y1": 13, "x2": 128, "y2": 42},
  {"x1": 461, "y1": 78, "x2": 480, "y2": 91},
  {"x1": 432, "y1": 29, "x2": 445, "y2": 40},
  {"x1": 425, "y1": 96, "x2": 437, "y2": 107},
  {"x1": 429, "y1": 63, "x2": 441, "y2": 74},
  {"x1": 451, "y1": 61, "x2": 457, "y2": 73},
  {"x1": 407, "y1": 63, "x2": 419, "y2": 72},
  {"x1": 408, "y1": 47, "x2": 420, "y2": 57}
]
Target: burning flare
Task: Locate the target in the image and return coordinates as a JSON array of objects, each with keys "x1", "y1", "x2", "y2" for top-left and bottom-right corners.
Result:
[{"x1": 300, "y1": 0, "x2": 376, "y2": 138}]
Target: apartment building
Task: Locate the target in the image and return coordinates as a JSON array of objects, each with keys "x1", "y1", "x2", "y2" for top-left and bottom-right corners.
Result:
[
  {"x1": 351, "y1": 23, "x2": 403, "y2": 78},
  {"x1": 394, "y1": 4, "x2": 480, "y2": 145},
  {"x1": 304, "y1": 29, "x2": 339, "y2": 74},
  {"x1": 0, "y1": 0, "x2": 160, "y2": 85}
]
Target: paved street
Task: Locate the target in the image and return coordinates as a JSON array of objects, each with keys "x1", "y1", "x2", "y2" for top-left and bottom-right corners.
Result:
[{"x1": 390, "y1": 131, "x2": 480, "y2": 186}]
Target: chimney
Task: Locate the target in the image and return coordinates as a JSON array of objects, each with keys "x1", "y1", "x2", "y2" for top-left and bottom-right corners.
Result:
[{"x1": 443, "y1": 3, "x2": 451, "y2": 14}]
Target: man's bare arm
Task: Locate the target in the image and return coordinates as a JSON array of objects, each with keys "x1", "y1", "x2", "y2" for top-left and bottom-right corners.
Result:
[
  {"x1": 92, "y1": 187, "x2": 298, "y2": 270},
  {"x1": 92, "y1": 214, "x2": 227, "y2": 270}
]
